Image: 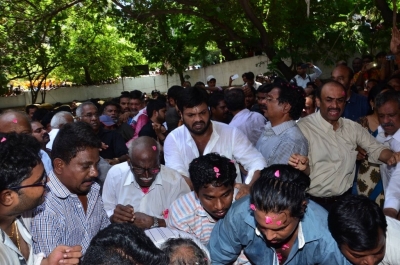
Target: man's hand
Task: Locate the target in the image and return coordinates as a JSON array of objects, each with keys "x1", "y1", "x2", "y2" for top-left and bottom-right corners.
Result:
[
  {"x1": 356, "y1": 146, "x2": 367, "y2": 161},
  {"x1": 100, "y1": 142, "x2": 108, "y2": 151},
  {"x1": 110, "y1": 204, "x2": 135, "y2": 223},
  {"x1": 119, "y1": 112, "x2": 133, "y2": 123},
  {"x1": 383, "y1": 208, "x2": 398, "y2": 219},
  {"x1": 288, "y1": 154, "x2": 310, "y2": 174},
  {"x1": 307, "y1": 62, "x2": 314, "y2": 68},
  {"x1": 235, "y1": 183, "x2": 251, "y2": 200},
  {"x1": 43, "y1": 245, "x2": 82, "y2": 265},
  {"x1": 133, "y1": 212, "x2": 154, "y2": 229},
  {"x1": 391, "y1": 26, "x2": 400, "y2": 55},
  {"x1": 152, "y1": 123, "x2": 164, "y2": 135},
  {"x1": 387, "y1": 151, "x2": 400, "y2": 166}
]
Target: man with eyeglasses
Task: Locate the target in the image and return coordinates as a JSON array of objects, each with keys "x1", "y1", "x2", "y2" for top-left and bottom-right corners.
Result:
[
  {"x1": 0, "y1": 132, "x2": 82, "y2": 265},
  {"x1": 76, "y1": 101, "x2": 128, "y2": 165},
  {"x1": 31, "y1": 122, "x2": 110, "y2": 255},
  {"x1": 102, "y1": 136, "x2": 190, "y2": 229}
]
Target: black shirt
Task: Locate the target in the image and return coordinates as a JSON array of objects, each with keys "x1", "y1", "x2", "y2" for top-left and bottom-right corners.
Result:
[
  {"x1": 138, "y1": 120, "x2": 157, "y2": 140},
  {"x1": 97, "y1": 126, "x2": 128, "y2": 159}
]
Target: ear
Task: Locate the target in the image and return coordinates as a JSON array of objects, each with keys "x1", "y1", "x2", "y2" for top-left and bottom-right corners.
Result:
[
  {"x1": 315, "y1": 98, "x2": 321, "y2": 108},
  {"x1": 301, "y1": 200, "x2": 308, "y2": 213},
  {"x1": 0, "y1": 190, "x2": 16, "y2": 207},
  {"x1": 282, "y1": 102, "x2": 292, "y2": 114},
  {"x1": 53, "y1": 158, "x2": 65, "y2": 175}
]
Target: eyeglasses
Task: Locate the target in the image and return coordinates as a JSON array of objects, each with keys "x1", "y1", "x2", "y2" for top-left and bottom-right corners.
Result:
[
  {"x1": 128, "y1": 161, "x2": 160, "y2": 175},
  {"x1": 81, "y1": 112, "x2": 99, "y2": 119},
  {"x1": 8, "y1": 172, "x2": 48, "y2": 190},
  {"x1": 265, "y1": 97, "x2": 280, "y2": 103}
]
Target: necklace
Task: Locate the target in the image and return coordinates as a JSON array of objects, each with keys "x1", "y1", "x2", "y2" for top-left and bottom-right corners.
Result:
[
  {"x1": 7, "y1": 221, "x2": 21, "y2": 251},
  {"x1": 8, "y1": 221, "x2": 15, "y2": 238}
]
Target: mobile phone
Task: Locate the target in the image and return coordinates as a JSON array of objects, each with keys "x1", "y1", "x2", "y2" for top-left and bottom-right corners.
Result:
[
  {"x1": 231, "y1": 74, "x2": 239, "y2": 80},
  {"x1": 386, "y1": 55, "x2": 395, "y2": 61}
]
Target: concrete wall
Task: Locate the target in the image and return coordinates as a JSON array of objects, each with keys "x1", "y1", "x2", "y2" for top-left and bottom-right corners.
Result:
[{"x1": 0, "y1": 55, "x2": 334, "y2": 109}]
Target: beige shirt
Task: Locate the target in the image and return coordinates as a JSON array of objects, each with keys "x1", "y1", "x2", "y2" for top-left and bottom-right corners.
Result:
[{"x1": 298, "y1": 111, "x2": 388, "y2": 197}]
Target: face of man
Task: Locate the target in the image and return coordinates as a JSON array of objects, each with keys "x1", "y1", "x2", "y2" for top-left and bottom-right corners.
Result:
[
  {"x1": 254, "y1": 210, "x2": 299, "y2": 246},
  {"x1": 366, "y1": 81, "x2": 378, "y2": 93},
  {"x1": 196, "y1": 184, "x2": 234, "y2": 220},
  {"x1": 304, "y1": 85, "x2": 315, "y2": 96},
  {"x1": 31, "y1": 121, "x2": 50, "y2": 145},
  {"x1": 130, "y1": 148, "x2": 160, "y2": 187},
  {"x1": 263, "y1": 88, "x2": 285, "y2": 123},
  {"x1": 211, "y1": 100, "x2": 228, "y2": 122},
  {"x1": 352, "y1": 58, "x2": 363, "y2": 73},
  {"x1": 339, "y1": 229, "x2": 386, "y2": 265},
  {"x1": 119, "y1": 97, "x2": 130, "y2": 113},
  {"x1": 103, "y1": 105, "x2": 119, "y2": 120},
  {"x1": 377, "y1": 100, "x2": 400, "y2": 136},
  {"x1": 155, "y1": 107, "x2": 167, "y2": 124},
  {"x1": 244, "y1": 90, "x2": 256, "y2": 109},
  {"x1": 257, "y1": 92, "x2": 267, "y2": 110},
  {"x1": 28, "y1": 108, "x2": 37, "y2": 118},
  {"x1": 362, "y1": 57, "x2": 372, "y2": 67},
  {"x1": 79, "y1": 105, "x2": 100, "y2": 132},
  {"x1": 0, "y1": 113, "x2": 32, "y2": 134},
  {"x1": 388, "y1": 78, "x2": 400, "y2": 91},
  {"x1": 129, "y1": 99, "x2": 143, "y2": 113},
  {"x1": 316, "y1": 83, "x2": 346, "y2": 125},
  {"x1": 301, "y1": 97, "x2": 315, "y2": 117},
  {"x1": 168, "y1": 97, "x2": 176, "y2": 108},
  {"x1": 207, "y1": 79, "x2": 216, "y2": 87},
  {"x1": 296, "y1": 66, "x2": 306, "y2": 76},
  {"x1": 182, "y1": 103, "x2": 211, "y2": 135},
  {"x1": 331, "y1": 66, "x2": 351, "y2": 91},
  {"x1": 9, "y1": 163, "x2": 47, "y2": 215},
  {"x1": 56, "y1": 147, "x2": 99, "y2": 195}
]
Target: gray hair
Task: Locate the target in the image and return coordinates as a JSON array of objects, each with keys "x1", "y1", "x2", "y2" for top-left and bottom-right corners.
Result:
[
  {"x1": 50, "y1": 111, "x2": 74, "y2": 129},
  {"x1": 375, "y1": 89, "x2": 400, "y2": 109},
  {"x1": 161, "y1": 238, "x2": 209, "y2": 265},
  {"x1": 76, "y1": 102, "x2": 97, "y2": 117}
]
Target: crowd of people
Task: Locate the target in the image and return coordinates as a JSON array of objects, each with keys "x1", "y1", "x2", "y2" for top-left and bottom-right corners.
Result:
[{"x1": 2, "y1": 27, "x2": 400, "y2": 265}]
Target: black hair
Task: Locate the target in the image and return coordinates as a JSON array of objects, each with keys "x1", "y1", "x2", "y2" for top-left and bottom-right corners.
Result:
[
  {"x1": 306, "y1": 82, "x2": 318, "y2": 91},
  {"x1": 257, "y1": 84, "x2": 269, "y2": 93},
  {"x1": 157, "y1": 94, "x2": 167, "y2": 103},
  {"x1": 161, "y1": 238, "x2": 209, "y2": 265},
  {"x1": 82, "y1": 223, "x2": 169, "y2": 265},
  {"x1": 120, "y1": 91, "x2": 130, "y2": 100},
  {"x1": 263, "y1": 82, "x2": 306, "y2": 120},
  {"x1": 130, "y1": 90, "x2": 144, "y2": 101},
  {"x1": 362, "y1": 54, "x2": 374, "y2": 62},
  {"x1": 167, "y1": 86, "x2": 184, "y2": 101},
  {"x1": 31, "y1": 108, "x2": 49, "y2": 122},
  {"x1": 40, "y1": 111, "x2": 55, "y2": 129},
  {"x1": 224, "y1": 89, "x2": 245, "y2": 111},
  {"x1": 208, "y1": 91, "x2": 225, "y2": 109},
  {"x1": 245, "y1": 72, "x2": 255, "y2": 80},
  {"x1": 176, "y1": 87, "x2": 209, "y2": 113},
  {"x1": 296, "y1": 62, "x2": 305, "y2": 68},
  {"x1": 375, "y1": 89, "x2": 400, "y2": 109},
  {"x1": 0, "y1": 132, "x2": 42, "y2": 191},
  {"x1": 375, "y1": 51, "x2": 387, "y2": 59},
  {"x1": 194, "y1": 82, "x2": 205, "y2": 88},
  {"x1": 316, "y1": 80, "x2": 347, "y2": 100},
  {"x1": 51, "y1": 122, "x2": 101, "y2": 165},
  {"x1": 146, "y1": 99, "x2": 167, "y2": 118},
  {"x1": 189, "y1": 153, "x2": 236, "y2": 193},
  {"x1": 25, "y1": 104, "x2": 38, "y2": 114},
  {"x1": 250, "y1": 165, "x2": 310, "y2": 220},
  {"x1": 328, "y1": 195, "x2": 387, "y2": 252},
  {"x1": 102, "y1": 101, "x2": 122, "y2": 114}
]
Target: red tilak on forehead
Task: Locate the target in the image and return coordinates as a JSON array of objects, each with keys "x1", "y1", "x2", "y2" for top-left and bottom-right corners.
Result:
[
  {"x1": 1, "y1": 137, "x2": 6, "y2": 143},
  {"x1": 152, "y1": 146, "x2": 157, "y2": 151},
  {"x1": 12, "y1": 119, "x2": 18, "y2": 124}
]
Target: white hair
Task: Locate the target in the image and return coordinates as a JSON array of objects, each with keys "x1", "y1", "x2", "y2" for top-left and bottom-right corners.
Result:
[
  {"x1": 50, "y1": 111, "x2": 74, "y2": 129},
  {"x1": 76, "y1": 102, "x2": 97, "y2": 117}
]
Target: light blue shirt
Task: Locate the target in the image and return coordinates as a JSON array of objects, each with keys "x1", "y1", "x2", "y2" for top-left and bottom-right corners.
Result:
[
  {"x1": 40, "y1": 150, "x2": 53, "y2": 174},
  {"x1": 208, "y1": 196, "x2": 350, "y2": 265}
]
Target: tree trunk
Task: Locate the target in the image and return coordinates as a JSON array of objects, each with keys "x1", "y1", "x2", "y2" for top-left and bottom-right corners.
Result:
[
  {"x1": 216, "y1": 39, "x2": 238, "y2": 61},
  {"x1": 83, "y1": 65, "x2": 93, "y2": 85},
  {"x1": 178, "y1": 70, "x2": 184, "y2": 85},
  {"x1": 374, "y1": 0, "x2": 400, "y2": 25}
]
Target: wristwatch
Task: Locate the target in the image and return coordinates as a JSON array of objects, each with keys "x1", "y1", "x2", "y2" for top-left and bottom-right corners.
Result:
[{"x1": 150, "y1": 216, "x2": 158, "y2": 228}]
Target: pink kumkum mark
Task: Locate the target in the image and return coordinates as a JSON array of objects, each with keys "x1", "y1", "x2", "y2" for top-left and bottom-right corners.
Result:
[
  {"x1": 276, "y1": 221, "x2": 282, "y2": 226},
  {"x1": 274, "y1": 170, "x2": 280, "y2": 178},
  {"x1": 265, "y1": 216, "x2": 272, "y2": 224},
  {"x1": 152, "y1": 146, "x2": 157, "y2": 151},
  {"x1": 12, "y1": 119, "x2": 18, "y2": 124},
  {"x1": 250, "y1": 204, "x2": 256, "y2": 211},
  {"x1": 0, "y1": 137, "x2": 6, "y2": 143}
]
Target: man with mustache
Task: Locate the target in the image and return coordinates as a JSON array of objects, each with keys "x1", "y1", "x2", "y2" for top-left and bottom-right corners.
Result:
[
  {"x1": 31, "y1": 121, "x2": 51, "y2": 155},
  {"x1": 376, "y1": 90, "x2": 400, "y2": 219},
  {"x1": 164, "y1": 86, "x2": 267, "y2": 196},
  {"x1": 31, "y1": 122, "x2": 110, "y2": 255},
  {"x1": 290, "y1": 81, "x2": 397, "y2": 211}
]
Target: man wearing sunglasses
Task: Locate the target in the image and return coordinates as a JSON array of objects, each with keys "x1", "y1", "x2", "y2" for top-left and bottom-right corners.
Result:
[
  {"x1": 0, "y1": 132, "x2": 82, "y2": 265},
  {"x1": 102, "y1": 136, "x2": 190, "y2": 229}
]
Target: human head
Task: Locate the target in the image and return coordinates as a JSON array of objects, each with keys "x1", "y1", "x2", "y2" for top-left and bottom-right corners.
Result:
[
  {"x1": 194, "y1": 82, "x2": 205, "y2": 89},
  {"x1": 31, "y1": 121, "x2": 50, "y2": 146},
  {"x1": 316, "y1": 81, "x2": 347, "y2": 126},
  {"x1": 162, "y1": 238, "x2": 209, "y2": 265},
  {"x1": 301, "y1": 94, "x2": 316, "y2": 117},
  {"x1": 182, "y1": 81, "x2": 191, "y2": 88},
  {"x1": 245, "y1": 72, "x2": 255, "y2": 87},
  {"x1": 189, "y1": 153, "x2": 237, "y2": 220},
  {"x1": 387, "y1": 75, "x2": 400, "y2": 91},
  {"x1": 0, "y1": 132, "x2": 46, "y2": 215},
  {"x1": 244, "y1": 86, "x2": 256, "y2": 109},
  {"x1": 177, "y1": 87, "x2": 211, "y2": 136},
  {"x1": 250, "y1": 165, "x2": 310, "y2": 246},
  {"x1": 130, "y1": 90, "x2": 144, "y2": 113},
  {"x1": 331, "y1": 65, "x2": 354, "y2": 92},
  {"x1": 76, "y1": 102, "x2": 100, "y2": 133},
  {"x1": 151, "y1": 89, "x2": 160, "y2": 99},
  {"x1": 146, "y1": 99, "x2": 167, "y2": 124},
  {"x1": 208, "y1": 92, "x2": 228, "y2": 122},
  {"x1": 365, "y1": 79, "x2": 379, "y2": 94},
  {"x1": 128, "y1": 137, "x2": 161, "y2": 187},
  {"x1": 82, "y1": 223, "x2": 169, "y2": 265},
  {"x1": 328, "y1": 195, "x2": 387, "y2": 265},
  {"x1": 224, "y1": 89, "x2": 245, "y2": 112},
  {"x1": 256, "y1": 85, "x2": 269, "y2": 111},
  {"x1": 305, "y1": 82, "x2": 318, "y2": 96},
  {"x1": 167, "y1": 85, "x2": 184, "y2": 108},
  {"x1": 362, "y1": 54, "x2": 374, "y2": 67},
  {"x1": 352, "y1": 58, "x2": 363, "y2": 73},
  {"x1": 296, "y1": 62, "x2": 307, "y2": 77},
  {"x1": 50, "y1": 111, "x2": 74, "y2": 129},
  {"x1": 206, "y1": 75, "x2": 216, "y2": 87},
  {"x1": 119, "y1": 92, "x2": 131, "y2": 113},
  {"x1": 0, "y1": 110, "x2": 32, "y2": 134},
  {"x1": 25, "y1": 104, "x2": 38, "y2": 118},
  {"x1": 261, "y1": 82, "x2": 305, "y2": 124},
  {"x1": 375, "y1": 89, "x2": 400, "y2": 136},
  {"x1": 102, "y1": 101, "x2": 121, "y2": 121},
  {"x1": 51, "y1": 122, "x2": 101, "y2": 195}
]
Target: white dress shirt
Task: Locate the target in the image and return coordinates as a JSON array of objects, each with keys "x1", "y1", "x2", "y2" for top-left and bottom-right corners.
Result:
[
  {"x1": 292, "y1": 66, "x2": 322, "y2": 88},
  {"x1": 380, "y1": 217, "x2": 400, "y2": 264},
  {"x1": 164, "y1": 121, "x2": 268, "y2": 184},
  {"x1": 102, "y1": 163, "x2": 190, "y2": 218},
  {"x1": 376, "y1": 126, "x2": 400, "y2": 212},
  {"x1": 229, "y1": 109, "x2": 267, "y2": 145},
  {"x1": 46, "y1": 128, "x2": 59, "y2": 150}
]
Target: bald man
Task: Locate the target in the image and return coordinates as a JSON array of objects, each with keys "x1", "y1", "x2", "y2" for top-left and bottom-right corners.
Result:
[
  {"x1": 102, "y1": 136, "x2": 190, "y2": 229},
  {"x1": 0, "y1": 110, "x2": 53, "y2": 174}
]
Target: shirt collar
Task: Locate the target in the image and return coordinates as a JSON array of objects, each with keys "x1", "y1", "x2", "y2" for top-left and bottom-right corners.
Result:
[
  {"x1": 194, "y1": 196, "x2": 216, "y2": 223},
  {"x1": 123, "y1": 164, "x2": 164, "y2": 188},
  {"x1": 316, "y1": 110, "x2": 343, "y2": 133},
  {"x1": 377, "y1": 125, "x2": 400, "y2": 142},
  {"x1": 266, "y1": 120, "x2": 297, "y2": 135}
]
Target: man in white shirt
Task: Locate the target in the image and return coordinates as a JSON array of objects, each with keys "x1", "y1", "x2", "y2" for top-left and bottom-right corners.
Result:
[
  {"x1": 225, "y1": 88, "x2": 266, "y2": 145},
  {"x1": 375, "y1": 89, "x2": 400, "y2": 220},
  {"x1": 102, "y1": 136, "x2": 190, "y2": 229},
  {"x1": 328, "y1": 195, "x2": 400, "y2": 265},
  {"x1": 164, "y1": 87, "x2": 268, "y2": 198},
  {"x1": 291, "y1": 62, "x2": 322, "y2": 88},
  {"x1": 46, "y1": 111, "x2": 74, "y2": 150}
]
